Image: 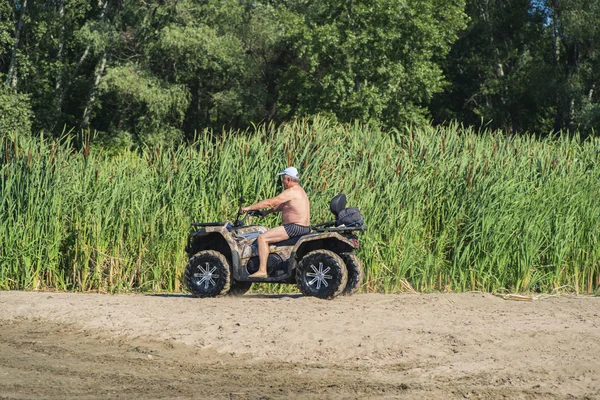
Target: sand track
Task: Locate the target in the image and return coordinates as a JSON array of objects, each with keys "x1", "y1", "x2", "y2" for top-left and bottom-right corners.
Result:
[{"x1": 1, "y1": 291, "x2": 599, "y2": 399}]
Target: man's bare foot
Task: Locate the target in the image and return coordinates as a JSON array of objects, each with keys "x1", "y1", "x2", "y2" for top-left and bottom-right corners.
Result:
[{"x1": 249, "y1": 271, "x2": 268, "y2": 278}]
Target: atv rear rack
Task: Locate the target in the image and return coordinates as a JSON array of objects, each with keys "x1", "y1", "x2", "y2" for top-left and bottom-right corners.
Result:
[{"x1": 311, "y1": 221, "x2": 368, "y2": 233}]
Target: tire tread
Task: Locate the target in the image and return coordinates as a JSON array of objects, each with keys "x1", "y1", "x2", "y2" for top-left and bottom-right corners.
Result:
[
  {"x1": 184, "y1": 250, "x2": 231, "y2": 297},
  {"x1": 296, "y1": 249, "x2": 347, "y2": 300}
]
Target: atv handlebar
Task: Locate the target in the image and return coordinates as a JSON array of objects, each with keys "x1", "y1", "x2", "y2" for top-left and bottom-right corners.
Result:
[
  {"x1": 190, "y1": 196, "x2": 267, "y2": 229},
  {"x1": 247, "y1": 210, "x2": 269, "y2": 217},
  {"x1": 232, "y1": 208, "x2": 267, "y2": 228}
]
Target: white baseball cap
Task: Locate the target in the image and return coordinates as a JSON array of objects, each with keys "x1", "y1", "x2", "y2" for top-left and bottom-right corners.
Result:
[{"x1": 278, "y1": 166, "x2": 299, "y2": 179}]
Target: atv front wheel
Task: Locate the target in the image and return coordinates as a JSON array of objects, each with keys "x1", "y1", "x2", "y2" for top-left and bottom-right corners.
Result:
[
  {"x1": 340, "y1": 252, "x2": 364, "y2": 295},
  {"x1": 296, "y1": 250, "x2": 348, "y2": 299},
  {"x1": 185, "y1": 250, "x2": 231, "y2": 297}
]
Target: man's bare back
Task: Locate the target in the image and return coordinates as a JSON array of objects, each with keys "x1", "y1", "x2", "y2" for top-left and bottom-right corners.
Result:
[{"x1": 277, "y1": 185, "x2": 310, "y2": 226}]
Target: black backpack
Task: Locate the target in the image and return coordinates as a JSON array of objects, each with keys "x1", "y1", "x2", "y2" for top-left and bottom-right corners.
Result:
[{"x1": 336, "y1": 207, "x2": 364, "y2": 227}]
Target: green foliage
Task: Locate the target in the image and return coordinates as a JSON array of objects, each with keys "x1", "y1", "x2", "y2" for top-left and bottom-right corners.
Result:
[
  {"x1": 0, "y1": 2, "x2": 12, "y2": 52},
  {"x1": 3, "y1": 0, "x2": 600, "y2": 138},
  {"x1": 147, "y1": 25, "x2": 240, "y2": 80},
  {"x1": 144, "y1": 18, "x2": 250, "y2": 129},
  {"x1": 98, "y1": 64, "x2": 190, "y2": 145},
  {"x1": 276, "y1": 0, "x2": 467, "y2": 128},
  {"x1": 434, "y1": 0, "x2": 600, "y2": 136},
  {"x1": 1, "y1": 118, "x2": 598, "y2": 294},
  {"x1": 433, "y1": 0, "x2": 547, "y2": 132},
  {"x1": 575, "y1": 101, "x2": 600, "y2": 134},
  {"x1": 0, "y1": 88, "x2": 32, "y2": 138},
  {"x1": 0, "y1": 0, "x2": 471, "y2": 138}
]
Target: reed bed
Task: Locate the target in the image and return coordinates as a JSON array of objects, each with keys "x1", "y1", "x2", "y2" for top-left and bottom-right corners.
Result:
[{"x1": 1, "y1": 119, "x2": 599, "y2": 293}]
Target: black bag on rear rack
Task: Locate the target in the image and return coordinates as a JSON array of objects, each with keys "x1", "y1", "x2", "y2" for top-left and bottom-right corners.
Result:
[{"x1": 336, "y1": 207, "x2": 364, "y2": 227}]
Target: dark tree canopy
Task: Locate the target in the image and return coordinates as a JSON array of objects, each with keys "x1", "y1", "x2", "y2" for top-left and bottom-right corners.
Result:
[{"x1": 1, "y1": 0, "x2": 599, "y2": 142}]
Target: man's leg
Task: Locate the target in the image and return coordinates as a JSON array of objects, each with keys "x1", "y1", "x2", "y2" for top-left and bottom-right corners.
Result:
[{"x1": 250, "y1": 226, "x2": 289, "y2": 278}]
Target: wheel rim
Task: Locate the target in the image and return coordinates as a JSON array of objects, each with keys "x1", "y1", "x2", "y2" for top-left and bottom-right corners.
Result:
[
  {"x1": 193, "y1": 262, "x2": 220, "y2": 289},
  {"x1": 305, "y1": 262, "x2": 332, "y2": 290}
]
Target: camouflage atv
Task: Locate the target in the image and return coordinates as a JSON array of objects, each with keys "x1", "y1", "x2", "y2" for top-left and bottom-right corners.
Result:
[{"x1": 184, "y1": 193, "x2": 366, "y2": 299}]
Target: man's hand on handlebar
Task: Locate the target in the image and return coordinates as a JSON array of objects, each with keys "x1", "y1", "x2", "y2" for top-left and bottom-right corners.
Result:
[
  {"x1": 243, "y1": 209, "x2": 269, "y2": 217},
  {"x1": 240, "y1": 206, "x2": 271, "y2": 217}
]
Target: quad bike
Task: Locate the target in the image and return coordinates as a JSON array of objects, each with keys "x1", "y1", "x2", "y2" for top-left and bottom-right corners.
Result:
[{"x1": 184, "y1": 193, "x2": 367, "y2": 299}]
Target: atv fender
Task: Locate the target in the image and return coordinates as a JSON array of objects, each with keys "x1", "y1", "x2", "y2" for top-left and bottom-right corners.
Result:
[
  {"x1": 187, "y1": 229, "x2": 242, "y2": 278},
  {"x1": 288, "y1": 232, "x2": 357, "y2": 274}
]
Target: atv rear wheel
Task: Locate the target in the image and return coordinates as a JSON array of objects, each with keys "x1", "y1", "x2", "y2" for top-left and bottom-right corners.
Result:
[
  {"x1": 341, "y1": 252, "x2": 363, "y2": 295},
  {"x1": 185, "y1": 250, "x2": 231, "y2": 297},
  {"x1": 296, "y1": 250, "x2": 348, "y2": 299}
]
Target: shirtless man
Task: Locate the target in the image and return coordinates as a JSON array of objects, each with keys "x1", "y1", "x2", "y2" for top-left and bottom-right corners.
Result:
[{"x1": 240, "y1": 167, "x2": 310, "y2": 278}]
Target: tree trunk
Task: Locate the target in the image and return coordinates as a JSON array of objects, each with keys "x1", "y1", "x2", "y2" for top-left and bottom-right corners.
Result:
[
  {"x1": 55, "y1": 0, "x2": 65, "y2": 91},
  {"x1": 79, "y1": 0, "x2": 111, "y2": 129},
  {"x1": 55, "y1": 0, "x2": 65, "y2": 115},
  {"x1": 6, "y1": 0, "x2": 28, "y2": 88},
  {"x1": 550, "y1": 0, "x2": 565, "y2": 131},
  {"x1": 80, "y1": 52, "x2": 107, "y2": 129},
  {"x1": 63, "y1": 0, "x2": 109, "y2": 114},
  {"x1": 76, "y1": 47, "x2": 91, "y2": 71}
]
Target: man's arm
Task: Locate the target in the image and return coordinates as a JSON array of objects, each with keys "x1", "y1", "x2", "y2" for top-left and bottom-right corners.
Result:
[
  {"x1": 258, "y1": 207, "x2": 277, "y2": 216},
  {"x1": 260, "y1": 203, "x2": 283, "y2": 216},
  {"x1": 241, "y1": 190, "x2": 293, "y2": 213}
]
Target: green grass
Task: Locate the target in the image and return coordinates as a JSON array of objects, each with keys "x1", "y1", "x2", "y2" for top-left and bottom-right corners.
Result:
[{"x1": 1, "y1": 118, "x2": 599, "y2": 293}]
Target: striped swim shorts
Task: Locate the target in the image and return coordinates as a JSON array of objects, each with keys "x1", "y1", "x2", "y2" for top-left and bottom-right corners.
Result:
[{"x1": 283, "y1": 223, "x2": 310, "y2": 238}]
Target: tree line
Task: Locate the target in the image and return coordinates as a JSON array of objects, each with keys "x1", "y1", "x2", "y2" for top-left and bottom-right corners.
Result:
[{"x1": 1, "y1": 0, "x2": 599, "y2": 145}]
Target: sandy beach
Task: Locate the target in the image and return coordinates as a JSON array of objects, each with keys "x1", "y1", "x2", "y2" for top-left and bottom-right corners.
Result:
[{"x1": 1, "y1": 291, "x2": 599, "y2": 399}]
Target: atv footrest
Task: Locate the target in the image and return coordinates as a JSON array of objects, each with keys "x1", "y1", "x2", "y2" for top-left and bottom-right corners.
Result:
[{"x1": 245, "y1": 275, "x2": 291, "y2": 282}]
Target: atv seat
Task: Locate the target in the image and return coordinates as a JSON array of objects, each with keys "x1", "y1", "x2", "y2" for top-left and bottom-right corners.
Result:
[{"x1": 273, "y1": 235, "x2": 306, "y2": 247}]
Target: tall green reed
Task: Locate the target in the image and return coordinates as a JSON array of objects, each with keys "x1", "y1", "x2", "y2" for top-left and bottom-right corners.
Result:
[{"x1": 1, "y1": 118, "x2": 598, "y2": 293}]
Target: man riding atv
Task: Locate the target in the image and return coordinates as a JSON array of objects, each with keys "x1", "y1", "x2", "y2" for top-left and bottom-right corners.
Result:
[{"x1": 240, "y1": 166, "x2": 310, "y2": 278}]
